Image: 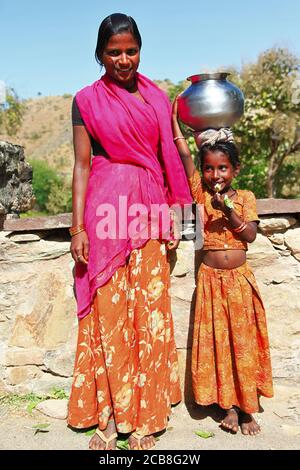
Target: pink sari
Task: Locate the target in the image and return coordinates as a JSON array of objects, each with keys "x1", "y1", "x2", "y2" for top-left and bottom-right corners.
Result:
[{"x1": 75, "y1": 72, "x2": 192, "y2": 319}]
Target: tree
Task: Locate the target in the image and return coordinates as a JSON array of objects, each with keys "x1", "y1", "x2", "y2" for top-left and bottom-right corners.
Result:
[
  {"x1": 29, "y1": 159, "x2": 60, "y2": 211},
  {"x1": 29, "y1": 159, "x2": 72, "y2": 215},
  {"x1": 232, "y1": 48, "x2": 300, "y2": 197},
  {"x1": 166, "y1": 47, "x2": 300, "y2": 198},
  {"x1": 46, "y1": 179, "x2": 72, "y2": 215},
  {"x1": 0, "y1": 87, "x2": 25, "y2": 136}
]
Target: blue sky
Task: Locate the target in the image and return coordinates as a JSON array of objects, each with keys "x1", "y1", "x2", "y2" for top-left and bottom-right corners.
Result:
[{"x1": 1, "y1": 0, "x2": 299, "y2": 99}]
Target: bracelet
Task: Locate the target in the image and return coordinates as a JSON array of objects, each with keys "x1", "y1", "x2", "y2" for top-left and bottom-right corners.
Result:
[
  {"x1": 69, "y1": 224, "x2": 86, "y2": 237},
  {"x1": 232, "y1": 221, "x2": 247, "y2": 233},
  {"x1": 173, "y1": 136, "x2": 185, "y2": 142},
  {"x1": 69, "y1": 227, "x2": 85, "y2": 236}
]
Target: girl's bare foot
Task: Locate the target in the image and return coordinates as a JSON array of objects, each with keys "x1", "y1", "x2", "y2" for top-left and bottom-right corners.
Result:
[
  {"x1": 220, "y1": 407, "x2": 239, "y2": 433},
  {"x1": 128, "y1": 432, "x2": 156, "y2": 450},
  {"x1": 239, "y1": 412, "x2": 261, "y2": 436},
  {"x1": 89, "y1": 420, "x2": 118, "y2": 450}
]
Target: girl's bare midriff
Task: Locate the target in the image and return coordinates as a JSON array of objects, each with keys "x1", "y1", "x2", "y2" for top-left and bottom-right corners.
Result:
[{"x1": 203, "y1": 249, "x2": 246, "y2": 269}]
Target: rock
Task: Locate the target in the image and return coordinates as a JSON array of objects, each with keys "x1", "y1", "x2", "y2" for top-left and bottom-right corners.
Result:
[
  {"x1": 7, "y1": 365, "x2": 42, "y2": 385},
  {"x1": 253, "y1": 256, "x2": 300, "y2": 286},
  {"x1": 4, "y1": 348, "x2": 44, "y2": 366},
  {"x1": 8, "y1": 269, "x2": 77, "y2": 349},
  {"x1": 170, "y1": 241, "x2": 194, "y2": 277},
  {"x1": 171, "y1": 274, "x2": 195, "y2": 302},
  {"x1": 0, "y1": 239, "x2": 70, "y2": 263},
  {"x1": 268, "y1": 233, "x2": 285, "y2": 245},
  {"x1": 285, "y1": 228, "x2": 300, "y2": 261},
  {"x1": 21, "y1": 375, "x2": 73, "y2": 395},
  {"x1": 247, "y1": 233, "x2": 279, "y2": 268},
  {"x1": 0, "y1": 377, "x2": 10, "y2": 394},
  {"x1": 0, "y1": 296, "x2": 11, "y2": 308},
  {"x1": 259, "y1": 216, "x2": 297, "y2": 234},
  {"x1": 0, "y1": 141, "x2": 35, "y2": 214},
  {"x1": 278, "y1": 249, "x2": 292, "y2": 257},
  {"x1": 43, "y1": 349, "x2": 75, "y2": 378},
  {"x1": 8, "y1": 233, "x2": 41, "y2": 242},
  {"x1": 36, "y1": 399, "x2": 68, "y2": 420}
]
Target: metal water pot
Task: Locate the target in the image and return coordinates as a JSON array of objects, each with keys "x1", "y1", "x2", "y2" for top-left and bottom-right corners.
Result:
[{"x1": 177, "y1": 72, "x2": 244, "y2": 131}]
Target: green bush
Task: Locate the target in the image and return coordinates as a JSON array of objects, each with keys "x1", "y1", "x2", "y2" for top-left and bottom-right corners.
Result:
[
  {"x1": 0, "y1": 88, "x2": 25, "y2": 136},
  {"x1": 28, "y1": 159, "x2": 73, "y2": 215},
  {"x1": 46, "y1": 179, "x2": 72, "y2": 214}
]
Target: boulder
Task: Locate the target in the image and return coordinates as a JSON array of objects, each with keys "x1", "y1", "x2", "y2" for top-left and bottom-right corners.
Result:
[
  {"x1": 36, "y1": 399, "x2": 68, "y2": 420},
  {"x1": 259, "y1": 216, "x2": 297, "y2": 234},
  {"x1": 0, "y1": 141, "x2": 35, "y2": 214},
  {"x1": 7, "y1": 365, "x2": 42, "y2": 385},
  {"x1": 285, "y1": 228, "x2": 300, "y2": 261},
  {"x1": 4, "y1": 348, "x2": 45, "y2": 366}
]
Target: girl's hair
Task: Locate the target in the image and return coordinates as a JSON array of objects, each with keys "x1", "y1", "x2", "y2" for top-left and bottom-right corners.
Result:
[
  {"x1": 198, "y1": 141, "x2": 240, "y2": 169},
  {"x1": 95, "y1": 13, "x2": 142, "y2": 66}
]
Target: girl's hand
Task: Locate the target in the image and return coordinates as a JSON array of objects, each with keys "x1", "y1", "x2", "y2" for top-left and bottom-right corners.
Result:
[
  {"x1": 211, "y1": 192, "x2": 226, "y2": 212},
  {"x1": 70, "y1": 231, "x2": 89, "y2": 265},
  {"x1": 172, "y1": 95, "x2": 180, "y2": 121}
]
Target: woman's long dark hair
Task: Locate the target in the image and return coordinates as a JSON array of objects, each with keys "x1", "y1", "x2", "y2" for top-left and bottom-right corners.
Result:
[{"x1": 95, "y1": 13, "x2": 142, "y2": 65}]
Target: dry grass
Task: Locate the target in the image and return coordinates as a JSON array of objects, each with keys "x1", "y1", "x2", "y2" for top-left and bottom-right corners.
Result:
[{"x1": 0, "y1": 95, "x2": 74, "y2": 176}]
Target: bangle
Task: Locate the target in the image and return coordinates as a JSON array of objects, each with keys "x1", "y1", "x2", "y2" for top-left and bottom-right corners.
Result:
[
  {"x1": 173, "y1": 136, "x2": 185, "y2": 142},
  {"x1": 69, "y1": 224, "x2": 86, "y2": 236},
  {"x1": 232, "y1": 222, "x2": 247, "y2": 233}
]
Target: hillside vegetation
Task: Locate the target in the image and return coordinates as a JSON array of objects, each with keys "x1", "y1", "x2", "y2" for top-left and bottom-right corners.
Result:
[{"x1": 0, "y1": 94, "x2": 74, "y2": 178}]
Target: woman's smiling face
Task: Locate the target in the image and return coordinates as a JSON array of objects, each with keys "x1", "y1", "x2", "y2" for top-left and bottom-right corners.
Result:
[{"x1": 101, "y1": 31, "x2": 140, "y2": 89}]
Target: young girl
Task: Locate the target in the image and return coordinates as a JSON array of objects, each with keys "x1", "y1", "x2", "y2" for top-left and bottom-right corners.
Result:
[{"x1": 172, "y1": 100, "x2": 273, "y2": 435}]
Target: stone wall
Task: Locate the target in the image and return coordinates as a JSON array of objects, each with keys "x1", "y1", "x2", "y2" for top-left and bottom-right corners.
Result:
[{"x1": 0, "y1": 210, "x2": 300, "y2": 400}]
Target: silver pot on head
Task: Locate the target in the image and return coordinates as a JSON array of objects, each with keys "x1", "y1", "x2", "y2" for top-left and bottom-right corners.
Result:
[{"x1": 177, "y1": 73, "x2": 244, "y2": 136}]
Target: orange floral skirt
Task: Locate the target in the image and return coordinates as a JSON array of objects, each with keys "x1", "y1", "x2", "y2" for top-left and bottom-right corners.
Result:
[
  {"x1": 68, "y1": 239, "x2": 181, "y2": 435},
  {"x1": 192, "y1": 262, "x2": 273, "y2": 414}
]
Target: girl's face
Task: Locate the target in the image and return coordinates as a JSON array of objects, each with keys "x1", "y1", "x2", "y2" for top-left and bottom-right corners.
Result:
[
  {"x1": 101, "y1": 31, "x2": 140, "y2": 89},
  {"x1": 201, "y1": 150, "x2": 240, "y2": 192}
]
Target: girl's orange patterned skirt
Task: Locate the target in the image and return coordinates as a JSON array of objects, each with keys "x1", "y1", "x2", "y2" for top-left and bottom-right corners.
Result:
[
  {"x1": 192, "y1": 262, "x2": 273, "y2": 414},
  {"x1": 68, "y1": 239, "x2": 181, "y2": 435}
]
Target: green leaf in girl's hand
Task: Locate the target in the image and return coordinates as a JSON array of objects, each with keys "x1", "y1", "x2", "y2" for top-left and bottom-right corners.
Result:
[
  {"x1": 195, "y1": 430, "x2": 215, "y2": 439},
  {"x1": 224, "y1": 195, "x2": 234, "y2": 209}
]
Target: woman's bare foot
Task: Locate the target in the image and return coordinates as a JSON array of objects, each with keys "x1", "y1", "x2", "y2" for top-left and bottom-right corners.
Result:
[
  {"x1": 220, "y1": 407, "x2": 239, "y2": 433},
  {"x1": 128, "y1": 433, "x2": 156, "y2": 450},
  {"x1": 89, "y1": 420, "x2": 118, "y2": 450},
  {"x1": 239, "y1": 412, "x2": 261, "y2": 436}
]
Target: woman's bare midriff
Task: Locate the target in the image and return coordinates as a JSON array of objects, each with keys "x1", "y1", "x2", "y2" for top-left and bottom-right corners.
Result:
[{"x1": 203, "y1": 249, "x2": 246, "y2": 269}]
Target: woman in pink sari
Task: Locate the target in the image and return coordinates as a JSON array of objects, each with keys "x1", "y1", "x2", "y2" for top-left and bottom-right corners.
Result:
[{"x1": 67, "y1": 13, "x2": 192, "y2": 450}]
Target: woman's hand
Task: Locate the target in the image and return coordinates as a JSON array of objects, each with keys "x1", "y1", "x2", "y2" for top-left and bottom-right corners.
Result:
[{"x1": 70, "y1": 231, "x2": 89, "y2": 265}]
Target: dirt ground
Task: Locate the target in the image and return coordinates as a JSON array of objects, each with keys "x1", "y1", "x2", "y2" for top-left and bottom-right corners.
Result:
[{"x1": 0, "y1": 382, "x2": 299, "y2": 451}]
